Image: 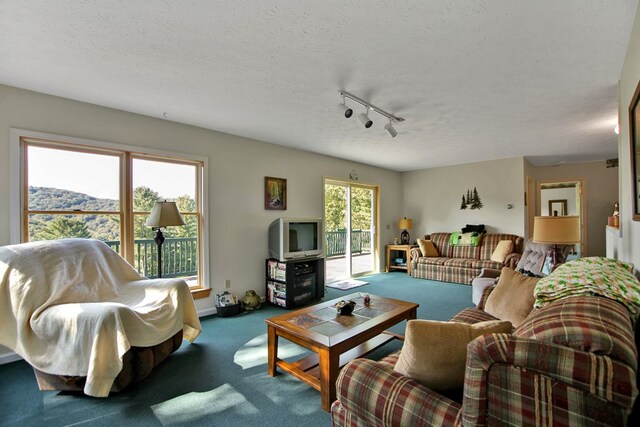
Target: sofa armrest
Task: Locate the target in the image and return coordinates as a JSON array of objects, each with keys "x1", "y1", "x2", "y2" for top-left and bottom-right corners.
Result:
[
  {"x1": 332, "y1": 358, "x2": 461, "y2": 427},
  {"x1": 475, "y1": 285, "x2": 495, "y2": 310},
  {"x1": 461, "y1": 334, "x2": 638, "y2": 426},
  {"x1": 504, "y1": 252, "x2": 521, "y2": 269},
  {"x1": 410, "y1": 247, "x2": 421, "y2": 266},
  {"x1": 478, "y1": 268, "x2": 501, "y2": 279}
]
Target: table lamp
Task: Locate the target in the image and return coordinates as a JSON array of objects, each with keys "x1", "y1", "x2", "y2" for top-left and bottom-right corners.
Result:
[
  {"x1": 145, "y1": 201, "x2": 185, "y2": 278},
  {"x1": 398, "y1": 217, "x2": 413, "y2": 244},
  {"x1": 532, "y1": 215, "x2": 580, "y2": 272}
]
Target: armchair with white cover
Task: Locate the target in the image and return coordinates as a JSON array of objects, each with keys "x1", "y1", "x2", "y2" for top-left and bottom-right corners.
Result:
[{"x1": 0, "y1": 238, "x2": 202, "y2": 397}]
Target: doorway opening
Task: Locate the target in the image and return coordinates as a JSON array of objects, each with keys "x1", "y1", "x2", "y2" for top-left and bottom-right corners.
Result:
[
  {"x1": 537, "y1": 179, "x2": 587, "y2": 256},
  {"x1": 324, "y1": 179, "x2": 378, "y2": 283}
]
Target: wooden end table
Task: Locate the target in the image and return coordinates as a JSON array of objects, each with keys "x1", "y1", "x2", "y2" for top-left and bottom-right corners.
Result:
[
  {"x1": 265, "y1": 293, "x2": 418, "y2": 411},
  {"x1": 385, "y1": 244, "x2": 418, "y2": 275}
]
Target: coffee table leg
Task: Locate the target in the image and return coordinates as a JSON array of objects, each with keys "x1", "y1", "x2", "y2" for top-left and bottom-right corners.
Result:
[
  {"x1": 318, "y1": 347, "x2": 339, "y2": 412},
  {"x1": 267, "y1": 325, "x2": 278, "y2": 376}
]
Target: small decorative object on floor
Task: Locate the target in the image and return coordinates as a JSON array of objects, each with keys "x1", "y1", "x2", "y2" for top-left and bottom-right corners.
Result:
[
  {"x1": 216, "y1": 291, "x2": 237, "y2": 307},
  {"x1": 335, "y1": 300, "x2": 356, "y2": 315},
  {"x1": 242, "y1": 290, "x2": 262, "y2": 311},
  {"x1": 363, "y1": 294, "x2": 371, "y2": 306},
  {"x1": 215, "y1": 291, "x2": 241, "y2": 317}
]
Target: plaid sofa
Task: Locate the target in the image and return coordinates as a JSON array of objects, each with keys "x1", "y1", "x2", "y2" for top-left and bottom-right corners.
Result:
[
  {"x1": 410, "y1": 232, "x2": 524, "y2": 285},
  {"x1": 331, "y1": 290, "x2": 638, "y2": 426}
]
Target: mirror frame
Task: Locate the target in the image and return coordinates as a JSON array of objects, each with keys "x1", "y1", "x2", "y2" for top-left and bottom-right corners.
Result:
[{"x1": 630, "y1": 78, "x2": 640, "y2": 222}]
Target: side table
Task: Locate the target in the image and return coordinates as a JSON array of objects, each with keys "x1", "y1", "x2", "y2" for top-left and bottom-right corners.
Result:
[{"x1": 385, "y1": 244, "x2": 418, "y2": 275}]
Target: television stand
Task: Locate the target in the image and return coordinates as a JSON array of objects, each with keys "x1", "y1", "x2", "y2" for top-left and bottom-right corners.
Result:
[{"x1": 266, "y1": 258, "x2": 325, "y2": 309}]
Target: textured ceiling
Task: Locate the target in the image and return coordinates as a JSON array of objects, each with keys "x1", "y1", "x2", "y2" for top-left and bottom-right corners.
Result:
[{"x1": 0, "y1": 1, "x2": 637, "y2": 171}]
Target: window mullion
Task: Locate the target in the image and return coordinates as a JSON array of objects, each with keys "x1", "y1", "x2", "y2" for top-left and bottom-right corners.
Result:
[{"x1": 123, "y1": 152, "x2": 134, "y2": 264}]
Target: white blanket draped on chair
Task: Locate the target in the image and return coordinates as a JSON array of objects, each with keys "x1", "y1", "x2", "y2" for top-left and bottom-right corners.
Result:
[{"x1": 0, "y1": 238, "x2": 202, "y2": 397}]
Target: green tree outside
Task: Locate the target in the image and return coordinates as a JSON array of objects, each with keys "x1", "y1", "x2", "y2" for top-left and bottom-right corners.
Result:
[
  {"x1": 34, "y1": 217, "x2": 91, "y2": 240},
  {"x1": 324, "y1": 184, "x2": 372, "y2": 231}
]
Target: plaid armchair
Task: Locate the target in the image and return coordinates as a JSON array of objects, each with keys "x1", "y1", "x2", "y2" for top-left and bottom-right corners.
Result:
[{"x1": 331, "y1": 290, "x2": 638, "y2": 426}]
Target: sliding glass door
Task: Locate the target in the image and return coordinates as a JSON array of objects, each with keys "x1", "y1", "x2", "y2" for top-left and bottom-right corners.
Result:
[{"x1": 324, "y1": 179, "x2": 377, "y2": 282}]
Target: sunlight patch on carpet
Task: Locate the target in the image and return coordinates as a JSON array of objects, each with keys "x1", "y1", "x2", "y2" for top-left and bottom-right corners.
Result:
[
  {"x1": 241, "y1": 371, "x2": 323, "y2": 416},
  {"x1": 234, "y1": 333, "x2": 308, "y2": 369},
  {"x1": 151, "y1": 383, "x2": 258, "y2": 424},
  {"x1": 326, "y1": 279, "x2": 369, "y2": 290}
]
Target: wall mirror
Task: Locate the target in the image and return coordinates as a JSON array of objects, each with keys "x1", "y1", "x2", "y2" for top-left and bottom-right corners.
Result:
[{"x1": 630, "y1": 78, "x2": 640, "y2": 221}]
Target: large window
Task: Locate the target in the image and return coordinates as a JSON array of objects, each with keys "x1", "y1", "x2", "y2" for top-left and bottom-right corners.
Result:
[{"x1": 20, "y1": 136, "x2": 207, "y2": 293}]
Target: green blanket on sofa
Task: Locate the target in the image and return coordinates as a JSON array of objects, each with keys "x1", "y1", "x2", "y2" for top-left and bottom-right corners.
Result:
[
  {"x1": 534, "y1": 257, "x2": 640, "y2": 318},
  {"x1": 450, "y1": 232, "x2": 482, "y2": 246}
]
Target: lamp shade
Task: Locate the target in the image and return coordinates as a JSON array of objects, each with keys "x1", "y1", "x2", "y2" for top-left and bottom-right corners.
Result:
[
  {"x1": 398, "y1": 218, "x2": 413, "y2": 230},
  {"x1": 145, "y1": 201, "x2": 185, "y2": 228},
  {"x1": 532, "y1": 215, "x2": 580, "y2": 244}
]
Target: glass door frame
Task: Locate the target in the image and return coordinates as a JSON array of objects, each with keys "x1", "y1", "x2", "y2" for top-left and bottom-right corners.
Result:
[{"x1": 323, "y1": 177, "x2": 379, "y2": 280}]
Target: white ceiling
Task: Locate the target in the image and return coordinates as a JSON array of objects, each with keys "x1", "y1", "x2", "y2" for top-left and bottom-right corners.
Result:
[{"x1": 0, "y1": 1, "x2": 637, "y2": 171}]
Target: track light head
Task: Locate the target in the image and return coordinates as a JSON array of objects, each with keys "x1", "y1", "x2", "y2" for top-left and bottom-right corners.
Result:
[
  {"x1": 359, "y1": 108, "x2": 373, "y2": 128},
  {"x1": 338, "y1": 102, "x2": 353, "y2": 118},
  {"x1": 384, "y1": 120, "x2": 398, "y2": 138},
  {"x1": 338, "y1": 90, "x2": 404, "y2": 135}
]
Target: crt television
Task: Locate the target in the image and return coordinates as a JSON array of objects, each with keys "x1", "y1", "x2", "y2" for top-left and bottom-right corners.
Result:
[{"x1": 268, "y1": 218, "x2": 323, "y2": 261}]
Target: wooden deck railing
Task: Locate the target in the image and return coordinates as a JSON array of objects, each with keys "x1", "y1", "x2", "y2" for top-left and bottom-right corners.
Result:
[
  {"x1": 325, "y1": 229, "x2": 371, "y2": 258},
  {"x1": 105, "y1": 237, "x2": 198, "y2": 279}
]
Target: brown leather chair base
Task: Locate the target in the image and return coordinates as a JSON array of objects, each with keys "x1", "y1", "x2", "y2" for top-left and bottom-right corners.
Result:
[{"x1": 32, "y1": 330, "x2": 183, "y2": 393}]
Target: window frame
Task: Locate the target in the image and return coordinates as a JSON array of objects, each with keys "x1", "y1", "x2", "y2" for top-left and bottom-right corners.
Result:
[{"x1": 10, "y1": 129, "x2": 210, "y2": 298}]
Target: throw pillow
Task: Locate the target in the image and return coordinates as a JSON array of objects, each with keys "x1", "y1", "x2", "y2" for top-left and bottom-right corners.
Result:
[
  {"x1": 490, "y1": 240, "x2": 514, "y2": 263},
  {"x1": 417, "y1": 238, "x2": 439, "y2": 257},
  {"x1": 393, "y1": 319, "x2": 512, "y2": 391},
  {"x1": 484, "y1": 267, "x2": 539, "y2": 327}
]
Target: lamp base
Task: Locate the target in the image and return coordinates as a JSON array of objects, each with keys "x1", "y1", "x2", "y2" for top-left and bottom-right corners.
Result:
[
  {"x1": 153, "y1": 227, "x2": 165, "y2": 278},
  {"x1": 547, "y1": 245, "x2": 566, "y2": 273},
  {"x1": 400, "y1": 229, "x2": 410, "y2": 244}
]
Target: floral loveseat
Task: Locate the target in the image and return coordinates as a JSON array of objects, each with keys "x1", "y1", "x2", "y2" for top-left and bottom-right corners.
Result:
[
  {"x1": 332, "y1": 258, "x2": 640, "y2": 426},
  {"x1": 410, "y1": 232, "x2": 524, "y2": 285}
]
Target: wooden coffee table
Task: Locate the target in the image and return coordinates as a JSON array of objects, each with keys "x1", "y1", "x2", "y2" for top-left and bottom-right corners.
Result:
[{"x1": 265, "y1": 293, "x2": 418, "y2": 411}]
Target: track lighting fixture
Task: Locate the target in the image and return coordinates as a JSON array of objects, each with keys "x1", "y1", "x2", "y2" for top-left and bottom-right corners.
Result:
[
  {"x1": 384, "y1": 119, "x2": 398, "y2": 138},
  {"x1": 359, "y1": 107, "x2": 373, "y2": 128},
  {"x1": 338, "y1": 96, "x2": 353, "y2": 118},
  {"x1": 338, "y1": 90, "x2": 404, "y2": 137}
]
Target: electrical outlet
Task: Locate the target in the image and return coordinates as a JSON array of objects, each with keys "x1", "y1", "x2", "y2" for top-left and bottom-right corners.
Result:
[
  {"x1": 386, "y1": 224, "x2": 390, "y2": 230},
  {"x1": 225, "y1": 279, "x2": 231, "y2": 289}
]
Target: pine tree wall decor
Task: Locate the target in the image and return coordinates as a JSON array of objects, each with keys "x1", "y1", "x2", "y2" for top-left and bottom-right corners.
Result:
[
  {"x1": 459, "y1": 187, "x2": 483, "y2": 210},
  {"x1": 460, "y1": 195, "x2": 467, "y2": 209}
]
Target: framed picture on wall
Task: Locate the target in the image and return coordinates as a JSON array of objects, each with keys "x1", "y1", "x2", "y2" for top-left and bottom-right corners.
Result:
[
  {"x1": 548, "y1": 199, "x2": 567, "y2": 216},
  {"x1": 629, "y1": 77, "x2": 640, "y2": 221},
  {"x1": 265, "y1": 176, "x2": 287, "y2": 210}
]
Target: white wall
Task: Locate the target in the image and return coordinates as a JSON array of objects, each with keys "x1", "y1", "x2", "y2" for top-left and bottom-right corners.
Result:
[
  {"x1": 616, "y1": 4, "x2": 640, "y2": 271},
  {"x1": 402, "y1": 157, "x2": 526, "y2": 237},
  {"x1": 0, "y1": 84, "x2": 404, "y2": 360}
]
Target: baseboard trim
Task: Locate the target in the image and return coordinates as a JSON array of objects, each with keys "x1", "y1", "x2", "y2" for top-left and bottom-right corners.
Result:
[
  {"x1": 198, "y1": 307, "x2": 217, "y2": 317},
  {"x1": 0, "y1": 352, "x2": 22, "y2": 364}
]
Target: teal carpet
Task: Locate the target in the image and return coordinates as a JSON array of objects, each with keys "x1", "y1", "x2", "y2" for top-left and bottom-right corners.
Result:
[{"x1": 0, "y1": 273, "x2": 473, "y2": 426}]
